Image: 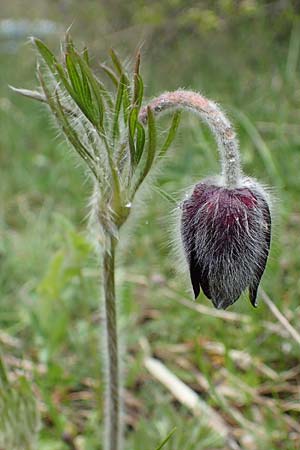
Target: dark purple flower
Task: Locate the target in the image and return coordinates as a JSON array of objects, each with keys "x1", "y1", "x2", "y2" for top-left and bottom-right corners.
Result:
[{"x1": 181, "y1": 180, "x2": 271, "y2": 309}]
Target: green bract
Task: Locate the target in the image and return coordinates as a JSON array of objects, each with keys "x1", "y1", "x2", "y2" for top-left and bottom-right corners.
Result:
[{"x1": 12, "y1": 35, "x2": 181, "y2": 231}]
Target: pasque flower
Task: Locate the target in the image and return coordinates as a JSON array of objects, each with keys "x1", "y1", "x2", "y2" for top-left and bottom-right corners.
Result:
[
  {"x1": 140, "y1": 90, "x2": 272, "y2": 309},
  {"x1": 15, "y1": 34, "x2": 273, "y2": 450},
  {"x1": 14, "y1": 32, "x2": 274, "y2": 450},
  {"x1": 181, "y1": 180, "x2": 271, "y2": 309}
]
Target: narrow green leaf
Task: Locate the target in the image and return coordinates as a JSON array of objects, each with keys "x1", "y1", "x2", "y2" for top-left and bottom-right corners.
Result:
[
  {"x1": 35, "y1": 36, "x2": 97, "y2": 129},
  {"x1": 38, "y1": 67, "x2": 97, "y2": 178},
  {"x1": 54, "y1": 62, "x2": 93, "y2": 122},
  {"x1": 55, "y1": 93, "x2": 98, "y2": 178},
  {"x1": 65, "y1": 35, "x2": 92, "y2": 108},
  {"x1": 159, "y1": 111, "x2": 181, "y2": 156},
  {"x1": 122, "y1": 82, "x2": 131, "y2": 124},
  {"x1": 9, "y1": 86, "x2": 47, "y2": 103},
  {"x1": 34, "y1": 38, "x2": 58, "y2": 73},
  {"x1": 109, "y1": 48, "x2": 130, "y2": 87},
  {"x1": 112, "y1": 74, "x2": 125, "y2": 142},
  {"x1": 131, "y1": 106, "x2": 157, "y2": 195},
  {"x1": 132, "y1": 51, "x2": 143, "y2": 114},
  {"x1": 55, "y1": 58, "x2": 97, "y2": 127},
  {"x1": 76, "y1": 56, "x2": 105, "y2": 129},
  {"x1": 96, "y1": 79, "x2": 114, "y2": 110},
  {"x1": 0, "y1": 353, "x2": 9, "y2": 387},
  {"x1": 77, "y1": 59, "x2": 93, "y2": 106},
  {"x1": 116, "y1": 142, "x2": 128, "y2": 168},
  {"x1": 65, "y1": 53, "x2": 85, "y2": 101},
  {"x1": 34, "y1": 39, "x2": 78, "y2": 109},
  {"x1": 54, "y1": 61, "x2": 71, "y2": 86},
  {"x1": 154, "y1": 427, "x2": 176, "y2": 450},
  {"x1": 37, "y1": 66, "x2": 61, "y2": 115},
  {"x1": 34, "y1": 45, "x2": 80, "y2": 118},
  {"x1": 24, "y1": 66, "x2": 76, "y2": 120},
  {"x1": 128, "y1": 107, "x2": 138, "y2": 163},
  {"x1": 65, "y1": 31, "x2": 76, "y2": 54},
  {"x1": 34, "y1": 38, "x2": 98, "y2": 126},
  {"x1": 144, "y1": 106, "x2": 157, "y2": 175},
  {"x1": 153, "y1": 186, "x2": 178, "y2": 205},
  {"x1": 135, "y1": 122, "x2": 146, "y2": 163},
  {"x1": 133, "y1": 73, "x2": 144, "y2": 109},
  {"x1": 59, "y1": 74, "x2": 95, "y2": 124},
  {"x1": 100, "y1": 63, "x2": 119, "y2": 87},
  {"x1": 129, "y1": 107, "x2": 138, "y2": 134},
  {"x1": 134, "y1": 49, "x2": 141, "y2": 76},
  {"x1": 83, "y1": 46, "x2": 90, "y2": 65},
  {"x1": 109, "y1": 48, "x2": 123, "y2": 76}
]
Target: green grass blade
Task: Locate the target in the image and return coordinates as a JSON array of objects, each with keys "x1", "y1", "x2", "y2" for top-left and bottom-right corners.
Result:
[
  {"x1": 286, "y1": 23, "x2": 300, "y2": 85},
  {"x1": 152, "y1": 185, "x2": 178, "y2": 205},
  {"x1": 0, "y1": 361, "x2": 40, "y2": 450},
  {"x1": 234, "y1": 109, "x2": 283, "y2": 186},
  {"x1": 0, "y1": 353, "x2": 9, "y2": 387},
  {"x1": 154, "y1": 427, "x2": 176, "y2": 450},
  {"x1": 159, "y1": 111, "x2": 181, "y2": 156}
]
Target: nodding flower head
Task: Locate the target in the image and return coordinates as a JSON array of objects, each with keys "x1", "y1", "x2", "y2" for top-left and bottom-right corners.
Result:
[
  {"x1": 140, "y1": 89, "x2": 272, "y2": 309},
  {"x1": 181, "y1": 179, "x2": 271, "y2": 309}
]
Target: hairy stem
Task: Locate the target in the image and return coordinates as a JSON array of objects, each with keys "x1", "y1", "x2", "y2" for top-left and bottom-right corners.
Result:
[
  {"x1": 139, "y1": 90, "x2": 241, "y2": 188},
  {"x1": 102, "y1": 234, "x2": 121, "y2": 450}
]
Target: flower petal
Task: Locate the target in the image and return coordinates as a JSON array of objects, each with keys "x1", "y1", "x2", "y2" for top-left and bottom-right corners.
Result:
[
  {"x1": 249, "y1": 201, "x2": 271, "y2": 307},
  {"x1": 189, "y1": 251, "x2": 211, "y2": 300}
]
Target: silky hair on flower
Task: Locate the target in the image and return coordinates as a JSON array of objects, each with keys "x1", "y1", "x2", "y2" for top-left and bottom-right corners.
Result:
[{"x1": 140, "y1": 90, "x2": 271, "y2": 310}]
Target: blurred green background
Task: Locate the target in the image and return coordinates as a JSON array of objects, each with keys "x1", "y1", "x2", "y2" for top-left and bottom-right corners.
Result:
[{"x1": 1, "y1": 1, "x2": 300, "y2": 449}]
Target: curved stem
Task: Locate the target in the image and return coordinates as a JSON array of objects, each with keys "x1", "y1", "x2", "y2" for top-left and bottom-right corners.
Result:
[
  {"x1": 102, "y1": 234, "x2": 122, "y2": 450},
  {"x1": 139, "y1": 90, "x2": 241, "y2": 188}
]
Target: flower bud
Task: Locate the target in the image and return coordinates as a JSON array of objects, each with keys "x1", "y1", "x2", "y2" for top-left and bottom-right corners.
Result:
[{"x1": 181, "y1": 179, "x2": 271, "y2": 309}]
